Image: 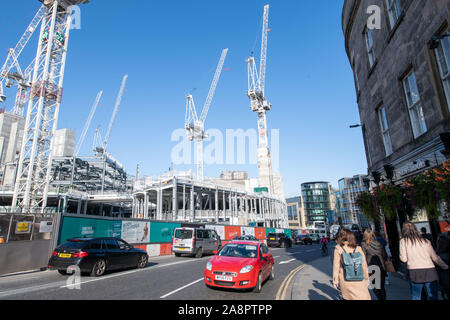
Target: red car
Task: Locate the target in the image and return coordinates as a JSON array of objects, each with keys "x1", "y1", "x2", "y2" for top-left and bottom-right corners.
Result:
[{"x1": 204, "y1": 241, "x2": 275, "y2": 293}]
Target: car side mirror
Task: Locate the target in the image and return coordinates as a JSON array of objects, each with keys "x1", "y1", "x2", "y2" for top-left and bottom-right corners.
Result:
[
  {"x1": 213, "y1": 250, "x2": 218, "y2": 255},
  {"x1": 261, "y1": 253, "x2": 269, "y2": 260}
]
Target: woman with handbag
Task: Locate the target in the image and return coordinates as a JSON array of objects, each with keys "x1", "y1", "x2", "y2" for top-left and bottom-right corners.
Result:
[
  {"x1": 400, "y1": 222, "x2": 448, "y2": 300},
  {"x1": 333, "y1": 229, "x2": 371, "y2": 300},
  {"x1": 362, "y1": 229, "x2": 388, "y2": 300}
]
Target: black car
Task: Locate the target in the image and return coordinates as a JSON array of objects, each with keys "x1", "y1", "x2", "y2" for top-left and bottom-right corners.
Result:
[
  {"x1": 233, "y1": 235, "x2": 258, "y2": 241},
  {"x1": 267, "y1": 233, "x2": 292, "y2": 248},
  {"x1": 297, "y1": 234, "x2": 313, "y2": 245},
  {"x1": 48, "y1": 237, "x2": 149, "y2": 277}
]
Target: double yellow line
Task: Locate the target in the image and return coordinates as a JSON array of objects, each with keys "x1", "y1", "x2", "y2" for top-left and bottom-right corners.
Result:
[{"x1": 275, "y1": 264, "x2": 305, "y2": 300}]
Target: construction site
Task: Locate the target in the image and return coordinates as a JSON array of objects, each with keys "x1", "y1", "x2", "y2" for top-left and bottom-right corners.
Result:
[{"x1": 0, "y1": 0, "x2": 288, "y2": 228}]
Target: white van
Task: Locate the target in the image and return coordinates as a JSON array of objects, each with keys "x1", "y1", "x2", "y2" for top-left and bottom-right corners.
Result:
[{"x1": 172, "y1": 227, "x2": 222, "y2": 258}]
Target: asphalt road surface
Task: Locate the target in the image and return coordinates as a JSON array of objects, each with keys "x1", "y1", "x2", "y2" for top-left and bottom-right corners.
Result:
[{"x1": 0, "y1": 243, "x2": 332, "y2": 300}]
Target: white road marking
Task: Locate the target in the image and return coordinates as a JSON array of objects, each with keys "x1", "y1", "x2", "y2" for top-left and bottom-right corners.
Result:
[
  {"x1": 160, "y1": 278, "x2": 204, "y2": 299},
  {"x1": 0, "y1": 257, "x2": 209, "y2": 298},
  {"x1": 279, "y1": 259, "x2": 296, "y2": 265}
]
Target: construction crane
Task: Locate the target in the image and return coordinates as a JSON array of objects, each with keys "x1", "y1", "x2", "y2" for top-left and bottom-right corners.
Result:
[
  {"x1": 185, "y1": 48, "x2": 228, "y2": 181},
  {"x1": 11, "y1": 0, "x2": 91, "y2": 213},
  {"x1": 246, "y1": 4, "x2": 274, "y2": 194},
  {"x1": 75, "y1": 90, "x2": 103, "y2": 156},
  {"x1": 0, "y1": 5, "x2": 45, "y2": 105},
  {"x1": 94, "y1": 75, "x2": 128, "y2": 156}
]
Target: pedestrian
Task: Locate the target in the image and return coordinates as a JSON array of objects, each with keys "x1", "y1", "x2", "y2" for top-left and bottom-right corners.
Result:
[
  {"x1": 361, "y1": 229, "x2": 388, "y2": 300},
  {"x1": 375, "y1": 232, "x2": 392, "y2": 285},
  {"x1": 333, "y1": 228, "x2": 371, "y2": 300},
  {"x1": 436, "y1": 232, "x2": 450, "y2": 300},
  {"x1": 399, "y1": 222, "x2": 449, "y2": 300},
  {"x1": 420, "y1": 227, "x2": 435, "y2": 248}
]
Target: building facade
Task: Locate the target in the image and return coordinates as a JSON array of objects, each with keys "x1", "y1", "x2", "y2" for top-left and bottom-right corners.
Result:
[
  {"x1": 301, "y1": 182, "x2": 334, "y2": 226},
  {"x1": 342, "y1": 0, "x2": 450, "y2": 256},
  {"x1": 336, "y1": 175, "x2": 371, "y2": 228},
  {"x1": 342, "y1": 0, "x2": 449, "y2": 188},
  {"x1": 286, "y1": 196, "x2": 307, "y2": 229}
]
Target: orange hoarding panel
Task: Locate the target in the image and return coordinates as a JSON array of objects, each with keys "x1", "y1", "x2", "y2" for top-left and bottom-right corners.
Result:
[
  {"x1": 160, "y1": 243, "x2": 172, "y2": 256},
  {"x1": 255, "y1": 228, "x2": 266, "y2": 240},
  {"x1": 440, "y1": 221, "x2": 450, "y2": 233},
  {"x1": 224, "y1": 226, "x2": 241, "y2": 240}
]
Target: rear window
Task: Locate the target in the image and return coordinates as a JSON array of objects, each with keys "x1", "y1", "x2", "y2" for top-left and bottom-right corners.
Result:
[
  {"x1": 59, "y1": 241, "x2": 89, "y2": 249},
  {"x1": 175, "y1": 229, "x2": 193, "y2": 239}
]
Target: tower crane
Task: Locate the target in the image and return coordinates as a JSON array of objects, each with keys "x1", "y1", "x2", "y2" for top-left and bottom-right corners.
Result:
[
  {"x1": 0, "y1": 5, "x2": 45, "y2": 106},
  {"x1": 246, "y1": 4, "x2": 274, "y2": 194},
  {"x1": 185, "y1": 48, "x2": 228, "y2": 181},
  {"x1": 11, "y1": 0, "x2": 91, "y2": 213},
  {"x1": 94, "y1": 75, "x2": 128, "y2": 156},
  {"x1": 75, "y1": 90, "x2": 103, "y2": 157}
]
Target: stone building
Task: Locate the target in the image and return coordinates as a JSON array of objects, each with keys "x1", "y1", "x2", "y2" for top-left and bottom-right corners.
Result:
[
  {"x1": 343, "y1": 0, "x2": 449, "y2": 187},
  {"x1": 342, "y1": 0, "x2": 449, "y2": 261}
]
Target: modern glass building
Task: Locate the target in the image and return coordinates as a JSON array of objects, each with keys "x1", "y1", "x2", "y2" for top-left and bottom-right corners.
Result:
[
  {"x1": 301, "y1": 182, "x2": 333, "y2": 225},
  {"x1": 335, "y1": 175, "x2": 370, "y2": 228}
]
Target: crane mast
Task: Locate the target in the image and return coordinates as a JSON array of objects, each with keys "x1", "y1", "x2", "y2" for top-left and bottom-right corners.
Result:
[
  {"x1": 185, "y1": 48, "x2": 228, "y2": 181},
  {"x1": 247, "y1": 4, "x2": 274, "y2": 194},
  {"x1": 11, "y1": 0, "x2": 90, "y2": 213}
]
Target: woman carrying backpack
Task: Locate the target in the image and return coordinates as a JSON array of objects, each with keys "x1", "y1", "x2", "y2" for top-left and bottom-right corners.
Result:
[
  {"x1": 361, "y1": 229, "x2": 388, "y2": 300},
  {"x1": 399, "y1": 222, "x2": 448, "y2": 300},
  {"x1": 333, "y1": 228, "x2": 371, "y2": 300}
]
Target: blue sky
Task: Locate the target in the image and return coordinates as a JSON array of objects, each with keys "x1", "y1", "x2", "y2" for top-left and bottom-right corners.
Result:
[{"x1": 0, "y1": 0, "x2": 367, "y2": 197}]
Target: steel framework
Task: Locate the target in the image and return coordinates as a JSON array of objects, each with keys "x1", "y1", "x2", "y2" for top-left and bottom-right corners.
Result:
[
  {"x1": 247, "y1": 5, "x2": 274, "y2": 194},
  {"x1": 11, "y1": 1, "x2": 87, "y2": 212}
]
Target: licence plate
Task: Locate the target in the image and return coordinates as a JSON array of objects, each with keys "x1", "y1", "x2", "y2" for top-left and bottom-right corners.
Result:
[
  {"x1": 59, "y1": 253, "x2": 72, "y2": 258},
  {"x1": 215, "y1": 275, "x2": 233, "y2": 282},
  {"x1": 270, "y1": 238, "x2": 275, "y2": 240},
  {"x1": 177, "y1": 247, "x2": 187, "y2": 251}
]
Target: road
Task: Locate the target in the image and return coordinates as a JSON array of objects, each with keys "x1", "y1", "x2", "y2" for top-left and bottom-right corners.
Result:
[{"x1": 0, "y1": 243, "x2": 331, "y2": 300}]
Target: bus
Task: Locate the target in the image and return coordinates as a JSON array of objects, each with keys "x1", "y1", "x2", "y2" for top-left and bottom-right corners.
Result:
[{"x1": 312, "y1": 221, "x2": 328, "y2": 239}]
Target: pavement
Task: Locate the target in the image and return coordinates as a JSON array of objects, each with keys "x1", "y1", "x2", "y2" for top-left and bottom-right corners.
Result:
[{"x1": 291, "y1": 254, "x2": 411, "y2": 300}]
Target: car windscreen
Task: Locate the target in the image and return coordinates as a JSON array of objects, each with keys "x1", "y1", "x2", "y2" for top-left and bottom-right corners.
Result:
[
  {"x1": 219, "y1": 243, "x2": 258, "y2": 258},
  {"x1": 175, "y1": 229, "x2": 193, "y2": 239},
  {"x1": 59, "y1": 241, "x2": 89, "y2": 249},
  {"x1": 268, "y1": 233, "x2": 278, "y2": 238}
]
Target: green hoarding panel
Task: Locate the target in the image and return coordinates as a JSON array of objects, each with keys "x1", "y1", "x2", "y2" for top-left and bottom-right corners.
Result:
[
  {"x1": 266, "y1": 228, "x2": 276, "y2": 237},
  {"x1": 59, "y1": 217, "x2": 122, "y2": 245},
  {"x1": 149, "y1": 221, "x2": 181, "y2": 244},
  {"x1": 284, "y1": 229, "x2": 292, "y2": 238}
]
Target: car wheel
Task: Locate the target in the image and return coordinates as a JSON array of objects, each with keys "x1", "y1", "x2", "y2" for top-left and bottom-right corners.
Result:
[
  {"x1": 58, "y1": 270, "x2": 68, "y2": 276},
  {"x1": 175, "y1": 253, "x2": 182, "y2": 257},
  {"x1": 137, "y1": 254, "x2": 148, "y2": 269},
  {"x1": 90, "y1": 259, "x2": 107, "y2": 277},
  {"x1": 195, "y1": 247, "x2": 203, "y2": 258},
  {"x1": 253, "y1": 272, "x2": 262, "y2": 293},
  {"x1": 269, "y1": 265, "x2": 275, "y2": 280}
]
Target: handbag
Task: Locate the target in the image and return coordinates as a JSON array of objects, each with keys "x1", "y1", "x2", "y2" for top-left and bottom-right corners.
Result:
[{"x1": 385, "y1": 259, "x2": 396, "y2": 273}]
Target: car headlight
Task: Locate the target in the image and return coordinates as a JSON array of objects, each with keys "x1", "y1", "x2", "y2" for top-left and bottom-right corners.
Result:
[
  {"x1": 206, "y1": 262, "x2": 212, "y2": 271},
  {"x1": 240, "y1": 265, "x2": 254, "y2": 274}
]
